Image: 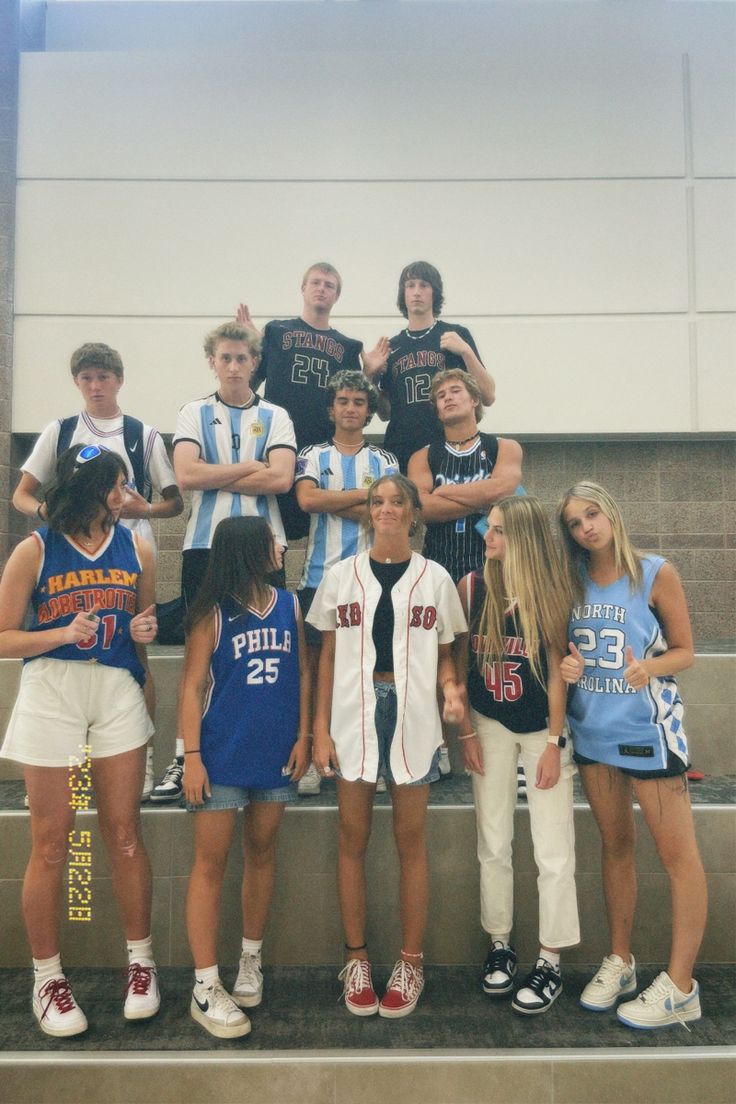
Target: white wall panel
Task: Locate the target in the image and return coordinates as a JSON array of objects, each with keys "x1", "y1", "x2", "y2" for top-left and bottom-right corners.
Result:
[
  {"x1": 17, "y1": 46, "x2": 685, "y2": 181},
  {"x1": 693, "y1": 182, "x2": 736, "y2": 312},
  {"x1": 685, "y1": 12, "x2": 736, "y2": 177},
  {"x1": 14, "y1": 180, "x2": 688, "y2": 317},
  {"x1": 696, "y1": 318, "x2": 736, "y2": 433},
  {"x1": 12, "y1": 315, "x2": 693, "y2": 437}
]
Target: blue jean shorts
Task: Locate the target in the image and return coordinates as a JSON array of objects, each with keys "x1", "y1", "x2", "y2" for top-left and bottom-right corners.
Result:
[
  {"x1": 372, "y1": 681, "x2": 440, "y2": 787},
  {"x1": 187, "y1": 780, "x2": 298, "y2": 812}
]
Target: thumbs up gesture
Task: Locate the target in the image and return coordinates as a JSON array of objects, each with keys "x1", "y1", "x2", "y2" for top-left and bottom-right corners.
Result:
[
  {"x1": 560, "y1": 641, "x2": 585, "y2": 684},
  {"x1": 623, "y1": 645, "x2": 649, "y2": 690}
]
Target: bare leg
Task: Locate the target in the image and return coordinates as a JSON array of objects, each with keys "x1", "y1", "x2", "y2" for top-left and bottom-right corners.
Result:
[
  {"x1": 580, "y1": 763, "x2": 637, "y2": 962},
  {"x1": 242, "y1": 802, "x2": 287, "y2": 940},
  {"x1": 23, "y1": 767, "x2": 77, "y2": 959},
  {"x1": 93, "y1": 745, "x2": 152, "y2": 940},
  {"x1": 633, "y1": 774, "x2": 707, "y2": 992},
  {"x1": 186, "y1": 809, "x2": 238, "y2": 970},
  {"x1": 390, "y1": 782, "x2": 430, "y2": 959},
  {"x1": 336, "y1": 779, "x2": 375, "y2": 959}
]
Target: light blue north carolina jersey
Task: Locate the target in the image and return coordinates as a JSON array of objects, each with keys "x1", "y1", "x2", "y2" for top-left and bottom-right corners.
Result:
[
  {"x1": 295, "y1": 441, "x2": 398, "y2": 590},
  {"x1": 567, "y1": 555, "x2": 688, "y2": 772},
  {"x1": 174, "y1": 393, "x2": 296, "y2": 552}
]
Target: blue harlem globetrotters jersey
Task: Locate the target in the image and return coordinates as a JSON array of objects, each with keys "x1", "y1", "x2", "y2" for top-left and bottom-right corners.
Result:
[
  {"x1": 200, "y1": 590, "x2": 300, "y2": 789},
  {"x1": 27, "y1": 526, "x2": 145, "y2": 686},
  {"x1": 567, "y1": 555, "x2": 688, "y2": 772},
  {"x1": 295, "y1": 442, "x2": 398, "y2": 590}
]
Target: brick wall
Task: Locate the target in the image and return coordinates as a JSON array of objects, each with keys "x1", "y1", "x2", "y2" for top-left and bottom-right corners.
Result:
[{"x1": 0, "y1": 0, "x2": 19, "y2": 565}]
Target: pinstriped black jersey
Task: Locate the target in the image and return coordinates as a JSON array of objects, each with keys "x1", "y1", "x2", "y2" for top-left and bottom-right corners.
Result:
[{"x1": 422, "y1": 433, "x2": 498, "y2": 583}]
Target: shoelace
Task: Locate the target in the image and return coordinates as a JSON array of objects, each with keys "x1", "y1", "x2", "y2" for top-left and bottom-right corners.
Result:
[
  {"x1": 237, "y1": 955, "x2": 261, "y2": 986},
  {"x1": 522, "y1": 961, "x2": 558, "y2": 996},
  {"x1": 125, "y1": 963, "x2": 155, "y2": 997},
  {"x1": 593, "y1": 957, "x2": 628, "y2": 986},
  {"x1": 38, "y1": 977, "x2": 76, "y2": 1020},
  {"x1": 164, "y1": 761, "x2": 183, "y2": 783},
  {"x1": 205, "y1": 981, "x2": 240, "y2": 1018},
  {"x1": 486, "y1": 942, "x2": 514, "y2": 972},
  {"x1": 338, "y1": 958, "x2": 373, "y2": 1000},
  {"x1": 637, "y1": 974, "x2": 693, "y2": 1033},
  {"x1": 386, "y1": 960, "x2": 421, "y2": 1000}
]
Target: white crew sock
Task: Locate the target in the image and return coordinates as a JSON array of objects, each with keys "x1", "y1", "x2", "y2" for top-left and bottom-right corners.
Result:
[
  {"x1": 490, "y1": 933, "x2": 511, "y2": 948},
  {"x1": 540, "y1": 950, "x2": 561, "y2": 970},
  {"x1": 194, "y1": 965, "x2": 220, "y2": 989},
  {"x1": 33, "y1": 954, "x2": 63, "y2": 990},
  {"x1": 242, "y1": 938, "x2": 262, "y2": 957},
  {"x1": 127, "y1": 936, "x2": 155, "y2": 967}
]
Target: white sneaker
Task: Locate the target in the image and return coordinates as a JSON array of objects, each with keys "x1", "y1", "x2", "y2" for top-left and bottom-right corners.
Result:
[
  {"x1": 33, "y1": 976, "x2": 88, "y2": 1037},
  {"x1": 375, "y1": 774, "x2": 387, "y2": 794},
  {"x1": 190, "y1": 980, "x2": 251, "y2": 1039},
  {"x1": 438, "y1": 746, "x2": 452, "y2": 778},
  {"x1": 141, "y1": 747, "x2": 154, "y2": 801},
  {"x1": 298, "y1": 762, "x2": 321, "y2": 796},
  {"x1": 123, "y1": 962, "x2": 161, "y2": 1020},
  {"x1": 617, "y1": 971, "x2": 701, "y2": 1030},
  {"x1": 232, "y1": 951, "x2": 263, "y2": 1008},
  {"x1": 580, "y1": 954, "x2": 637, "y2": 1011}
]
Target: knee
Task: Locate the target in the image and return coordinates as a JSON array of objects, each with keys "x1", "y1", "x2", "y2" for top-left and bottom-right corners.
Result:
[
  {"x1": 339, "y1": 825, "x2": 370, "y2": 862},
  {"x1": 600, "y1": 827, "x2": 636, "y2": 863},
  {"x1": 194, "y1": 851, "x2": 229, "y2": 883},
  {"x1": 101, "y1": 819, "x2": 142, "y2": 861},
  {"x1": 245, "y1": 835, "x2": 277, "y2": 868},
  {"x1": 33, "y1": 834, "x2": 69, "y2": 867},
  {"x1": 394, "y1": 823, "x2": 426, "y2": 861}
]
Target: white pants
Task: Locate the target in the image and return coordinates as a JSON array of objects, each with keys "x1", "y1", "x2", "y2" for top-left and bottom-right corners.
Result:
[{"x1": 470, "y1": 710, "x2": 580, "y2": 950}]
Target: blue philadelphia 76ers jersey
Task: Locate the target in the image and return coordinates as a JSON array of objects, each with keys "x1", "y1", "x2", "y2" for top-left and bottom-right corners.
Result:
[
  {"x1": 567, "y1": 555, "x2": 688, "y2": 771},
  {"x1": 201, "y1": 589, "x2": 300, "y2": 788},
  {"x1": 28, "y1": 526, "x2": 145, "y2": 687}
]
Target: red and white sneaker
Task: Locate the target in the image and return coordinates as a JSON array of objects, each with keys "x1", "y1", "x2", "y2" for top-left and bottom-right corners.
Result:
[
  {"x1": 379, "y1": 959, "x2": 425, "y2": 1019},
  {"x1": 338, "y1": 958, "x2": 379, "y2": 1016},
  {"x1": 123, "y1": 962, "x2": 161, "y2": 1020},
  {"x1": 33, "y1": 976, "x2": 88, "y2": 1037}
]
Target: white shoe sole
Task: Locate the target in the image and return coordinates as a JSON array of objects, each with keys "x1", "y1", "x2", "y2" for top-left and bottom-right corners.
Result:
[
  {"x1": 33, "y1": 1002, "x2": 88, "y2": 1037},
  {"x1": 190, "y1": 999, "x2": 251, "y2": 1038},
  {"x1": 512, "y1": 987, "x2": 562, "y2": 1015},
  {"x1": 232, "y1": 990, "x2": 263, "y2": 1009},
  {"x1": 617, "y1": 1006, "x2": 701, "y2": 1030},
  {"x1": 580, "y1": 978, "x2": 637, "y2": 1012},
  {"x1": 346, "y1": 998, "x2": 379, "y2": 1016},
  {"x1": 483, "y1": 978, "x2": 515, "y2": 997},
  {"x1": 378, "y1": 995, "x2": 422, "y2": 1018},
  {"x1": 124, "y1": 997, "x2": 161, "y2": 1020}
]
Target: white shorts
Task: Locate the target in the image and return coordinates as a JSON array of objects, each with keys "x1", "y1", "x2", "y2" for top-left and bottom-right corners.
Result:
[{"x1": 0, "y1": 658, "x2": 154, "y2": 768}]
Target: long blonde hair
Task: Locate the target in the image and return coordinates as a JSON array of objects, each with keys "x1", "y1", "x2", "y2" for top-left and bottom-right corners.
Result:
[
  {"x1": 475, "y1": 496, "x2": 571, "y2": 686},
  {"x1": 557, "y1": 481, "x2": 642, "y2": 602}
]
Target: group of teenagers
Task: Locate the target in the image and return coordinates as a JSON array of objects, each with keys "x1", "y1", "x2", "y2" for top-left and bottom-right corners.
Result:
[{"x1": 0, "y1": 261, "x2": 706, "y2": 1044}]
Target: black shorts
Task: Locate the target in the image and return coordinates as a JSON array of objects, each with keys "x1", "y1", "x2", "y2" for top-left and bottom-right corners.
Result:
[
  {"x1": 573, "y1": 748, "x2": 689, "y2": 781},
  {"x1": 297, "y1": 587, "x2": 321, "y2": 648}
]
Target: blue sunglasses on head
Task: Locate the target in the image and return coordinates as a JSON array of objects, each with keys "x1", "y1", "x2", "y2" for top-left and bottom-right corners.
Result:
[{"x1": 74, "y1": 444, "x2": 110, "y2": 468}]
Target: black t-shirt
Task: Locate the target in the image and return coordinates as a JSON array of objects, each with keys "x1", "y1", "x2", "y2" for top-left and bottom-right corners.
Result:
[
  {"x1": 257, "y1": 318, "x2": 363, "y2": 449},
  {"x1": 422, "y1": 433, "x2": 499, "y2": 583},
  {"x1": 380, "y1": 320, "x2": 483, "y2": 470},
  {"x1": 369, "y1": 557, "x2": 411, "y2": 672},
  {"x1": 467, "y1": 572, "x2": 549, "y2": 732}
]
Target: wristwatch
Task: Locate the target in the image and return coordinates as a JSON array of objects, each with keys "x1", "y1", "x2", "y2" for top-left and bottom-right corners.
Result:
[{"x1": 547, "y1": 733, "x2": 567, "y2": 748}]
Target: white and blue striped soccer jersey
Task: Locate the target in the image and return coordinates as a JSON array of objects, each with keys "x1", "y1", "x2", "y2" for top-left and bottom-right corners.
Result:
[
  {"x1": 567, "y1": 555, "x2": 689, "y2": 772},
  {"x1": 201, "y1": 590, "x2": 300, "y2": 789},
  {"x1": 295, "y1": 441, "x2": 399, "y2": 590},
  {"x1": 174, "y1": 392, "x2": 296, "y2": 552}
]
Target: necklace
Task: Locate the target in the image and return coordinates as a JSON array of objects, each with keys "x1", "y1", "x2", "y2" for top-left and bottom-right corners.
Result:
[
  {"x1": 405, "y1": 319, "x2": 438, "y2": 341},
  {"x1": 447, "y1": 431, "x2": 480, "y2": 448},
  {"x1": 332, "y1": 437, "x2": 364, "y2": 454}
]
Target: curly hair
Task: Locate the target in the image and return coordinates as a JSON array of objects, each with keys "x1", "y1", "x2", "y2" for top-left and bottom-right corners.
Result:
[
  {"x1": 203, "y1": 322, "x2": 262, "y2": 360},
  {"x1": 70, "y1": 343, "x2": 124, "y2": 379},
  {"x1": 328, "y1": 370, "x2": 379, "y2": 417}
]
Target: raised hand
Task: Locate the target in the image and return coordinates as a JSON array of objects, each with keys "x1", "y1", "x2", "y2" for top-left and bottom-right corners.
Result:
[
  {"x1": 560, "y1": 641, "x2": 585, "y2": 684},
  {"x1": 623, "y1": 645, "x2": 649, "y2": 690},
  {"x1": 64, "y1": 604, "x2": 100, "y2": 645},
  {"x1": 130, "y1": 603, "x2": 158, "y2": 644}
]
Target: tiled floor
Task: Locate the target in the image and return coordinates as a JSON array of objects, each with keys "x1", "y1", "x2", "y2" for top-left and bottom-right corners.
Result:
[{"x1": 4, "y1": 965, "x2": 734, "y2": 1053}]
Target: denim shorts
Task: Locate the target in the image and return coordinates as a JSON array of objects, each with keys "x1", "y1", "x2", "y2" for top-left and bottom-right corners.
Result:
[
  {"x1": 369, "y1": 680, "x2": 440, "y2": 787},
  {"x1": 187, "y1": 780, "x2": 298, "y2": 812}
]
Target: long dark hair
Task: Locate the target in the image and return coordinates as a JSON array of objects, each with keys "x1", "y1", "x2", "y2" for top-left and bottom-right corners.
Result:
[
  {"x1": 186, "y1": 516, "x2": 276, "y2": 631},
  {"x1": 45, "y1": 446, "x2": 128, "y2": 538}
]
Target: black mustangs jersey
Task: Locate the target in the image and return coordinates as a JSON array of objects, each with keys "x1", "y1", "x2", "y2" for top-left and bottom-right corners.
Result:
[
  {"x1": 380, "y1": 320, "x2": 483, "y2": 470},
  {"x1": 422, "y1": 432, "x2": 499, "y2": 583},
  {"x1": 257, "y1": 318, "x2": 363, "y2": 449}
]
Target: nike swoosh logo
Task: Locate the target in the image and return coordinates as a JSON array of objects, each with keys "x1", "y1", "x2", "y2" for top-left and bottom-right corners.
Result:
[
  {"x1": 228, "y1": 615, "x2": 240, "y2": 622},
  {"x1": 129, "y1": 441, "x2": 139, "y2": 452},
  {"x1": 193, "y1": 993, "x2": 209, "y2": 1012}
]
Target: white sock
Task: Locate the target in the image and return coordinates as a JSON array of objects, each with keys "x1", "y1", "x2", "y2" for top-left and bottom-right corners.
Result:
[
  {"x1": 540, "y1": 950, "x2": 561, "y2": 970},
  {"x1": 490, "y1": 933, "x2": 511, "y2": 948},
  {"x1": 175, "y1": 739, "x2": 185, "y2": 758},
  {"x1": 194, "y1": 965, "x2": 220, "y2": 989},
  {"x1": 242, "y1": 938, "x2": 262, "y2": 957},
  {"x1": 33, "y1": 954, "x2": 63, "y2": 989},
  {"x1": 127, "y1": 936, "x2": 155, "y2": 967}
]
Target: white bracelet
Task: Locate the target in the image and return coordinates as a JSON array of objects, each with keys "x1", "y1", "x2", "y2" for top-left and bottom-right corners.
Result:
[{"x1": 457, "y1": 731, "x2": 477, "y2": 742}]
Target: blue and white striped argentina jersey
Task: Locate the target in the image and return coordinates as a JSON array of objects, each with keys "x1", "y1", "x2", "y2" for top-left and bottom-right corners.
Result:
[
  {"x1": 567, "y1": 555, "x2": 689, "y2": 772},
  {"x1": 174, "y1": 393, "x2": 296, "y2": 552},
  {"x1": 295, "y1": 442, "x2": 398, "y2": 590}
]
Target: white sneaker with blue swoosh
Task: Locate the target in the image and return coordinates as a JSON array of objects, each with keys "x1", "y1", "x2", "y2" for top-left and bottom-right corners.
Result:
[
  {"x1": 617, "y1": 971, "x2": 701, "y2": 1030},
  {"x1": 191, "y1": 979, "x2": 251, "y2": 1038},
  {"x1": 580, "y1": 954, "x2": 637, "y2": 1011}
]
